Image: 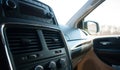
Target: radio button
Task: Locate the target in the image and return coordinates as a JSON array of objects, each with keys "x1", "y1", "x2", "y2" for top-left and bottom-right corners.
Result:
[{"x1": 28, "y1": 54, "x2": 38, "y2": 59}]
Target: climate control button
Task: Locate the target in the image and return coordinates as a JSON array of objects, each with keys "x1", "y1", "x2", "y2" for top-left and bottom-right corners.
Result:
[
  {"x1": 34, "y1": 65, "x2": 44, "y2": 70},
  {"x1": 48, "y1": 61, "x2": 57, "y2": 70},
  {"x1": 5, "y1": 0, "x2": 17, "y2": 9},
  {"x1": 58, "y1": 58, "x2": 67, "y2": 69}
]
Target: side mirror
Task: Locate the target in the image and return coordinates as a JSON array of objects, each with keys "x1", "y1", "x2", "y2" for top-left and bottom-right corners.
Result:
[{"x1": 83, "y1": 21, "x2": 99, "y2": 34}]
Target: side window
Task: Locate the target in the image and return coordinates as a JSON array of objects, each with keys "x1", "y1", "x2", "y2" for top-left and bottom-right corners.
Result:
[{"x1": 84, "y1": 0, "x2": 120, "y2": 36}]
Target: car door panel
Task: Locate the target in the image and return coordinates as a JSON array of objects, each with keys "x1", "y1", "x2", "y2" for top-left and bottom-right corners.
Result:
[{"x1": 93, "y1": 36, "x2": 120, "y2": 65}]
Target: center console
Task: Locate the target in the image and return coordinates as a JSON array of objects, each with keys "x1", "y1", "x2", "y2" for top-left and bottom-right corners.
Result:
[{"x1": 0, "y1": 0, "x2": 72, "y2": 70}]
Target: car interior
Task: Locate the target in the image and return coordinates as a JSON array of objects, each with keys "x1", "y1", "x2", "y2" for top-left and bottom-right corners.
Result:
[{"x1": 0, "y1": 0, "x2": 119, "y2": 70}]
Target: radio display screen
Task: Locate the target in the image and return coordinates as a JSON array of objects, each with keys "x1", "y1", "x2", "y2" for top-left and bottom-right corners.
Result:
[{"x1": 19, "y1": 2, "x2": 55, "y2": 25}]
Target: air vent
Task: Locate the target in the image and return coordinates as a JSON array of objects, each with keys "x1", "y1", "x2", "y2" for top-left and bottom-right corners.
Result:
[
  {"x1": 42, "y1": 30, "x2": 64, "y2": 50},
  {"x1": 5, "y1": 27, "x2": 42, "y2": 55}
]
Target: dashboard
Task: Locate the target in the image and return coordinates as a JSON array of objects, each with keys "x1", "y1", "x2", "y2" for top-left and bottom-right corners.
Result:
[
  {"x1": 0, "y1": 0, "x2": 93, "y2": 70},
  {"x1": 0, "y1": 0, "x2": 72, "y2": 70}
]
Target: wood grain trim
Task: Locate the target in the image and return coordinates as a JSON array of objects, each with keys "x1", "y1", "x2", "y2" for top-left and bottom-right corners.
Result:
[{"x1": 77, "y1": 49, "x2": 114, "y2": 70}]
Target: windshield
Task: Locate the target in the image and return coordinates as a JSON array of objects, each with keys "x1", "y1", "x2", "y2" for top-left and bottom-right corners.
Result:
[
  {"x1": 39, "y1": 0, "x2": 120, "y2": 36},
  {"x1": 39, "y1": 0, "x2": 87, "y2": 25}
]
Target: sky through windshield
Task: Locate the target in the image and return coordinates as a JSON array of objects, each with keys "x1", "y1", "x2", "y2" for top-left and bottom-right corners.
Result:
[
  {"x1": 40, "y1": 0, "x2": 87, "y2": 25},
  {"x1": 40, "y1": 0, "x2": 120, "y2": 26}
]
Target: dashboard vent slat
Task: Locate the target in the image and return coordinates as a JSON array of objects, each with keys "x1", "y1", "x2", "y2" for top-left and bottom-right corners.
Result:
[
  {"x1": 42, "y1": 30, "x2": 64, "y2": 50},
  {"x1": 5, "y1": 28, "x2": 42, "y2": 55}
]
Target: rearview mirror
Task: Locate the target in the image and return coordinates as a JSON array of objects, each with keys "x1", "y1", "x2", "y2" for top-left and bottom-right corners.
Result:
[{"x1": 83, "y1": 21, "x2": 99, "y2": 34}]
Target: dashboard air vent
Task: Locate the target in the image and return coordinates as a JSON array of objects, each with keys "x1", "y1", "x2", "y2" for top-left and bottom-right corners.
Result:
[
  {"x1": 5, "y1": 28, "x2": 42, "y2": 55},
  {"x1": 42, "y1": 30, "x2": 64, "y2": 50}
]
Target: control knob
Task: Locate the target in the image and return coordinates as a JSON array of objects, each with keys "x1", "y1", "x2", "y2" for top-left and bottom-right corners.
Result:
[
  {"x1": 34, "y1": 65, "x2": 44, "y2": 70},
  {"x1": 46, "y1": 12, "x2": 54, "y2": 18},
  {"x1": 5, "y1": 0, "x2": 17, "y2": 9},
  {"x1": 48, "y1": 61, "x2": 57, "y2": 70},
  {"x1": 58, "y1": 58, "x2": 67, "y2": 69}
]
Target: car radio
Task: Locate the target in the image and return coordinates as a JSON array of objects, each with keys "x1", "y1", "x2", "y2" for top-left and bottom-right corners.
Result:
[{"x1": 2, "y1": 0, "x2": 57, "y2": 25}]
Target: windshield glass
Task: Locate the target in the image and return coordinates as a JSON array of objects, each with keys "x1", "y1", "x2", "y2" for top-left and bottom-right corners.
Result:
[
  {"x1": 39, "y1": 0, "x2": 87, "y2": 25},
  {"x1": 39, "y1": 0, "x2": 120, "y2": 36}
]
